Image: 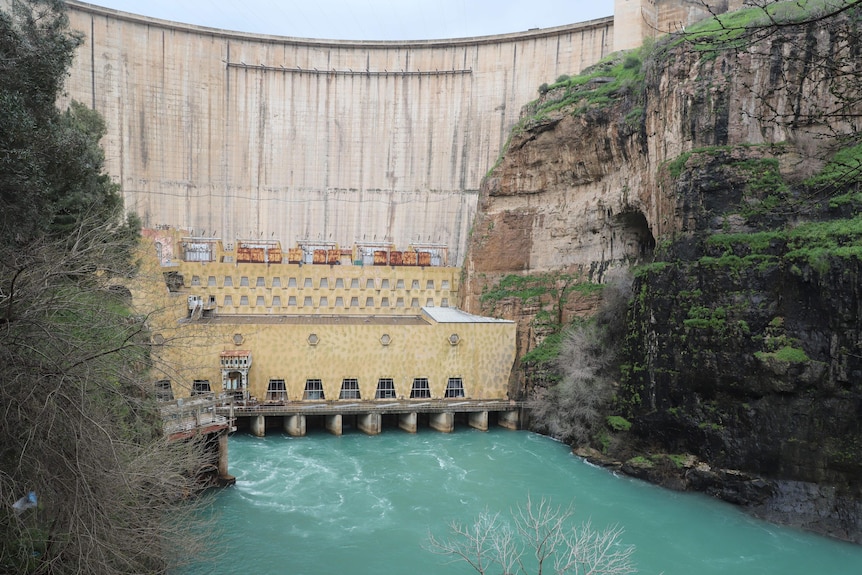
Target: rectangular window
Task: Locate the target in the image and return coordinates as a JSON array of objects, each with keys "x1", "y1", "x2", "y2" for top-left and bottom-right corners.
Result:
[
  {"x1": 240, "y1": 295, "x2": 249, "y2": 306},
  {"x1": 350, "y1": 278, "x2": 360, "y2": 289},
  {"x1": 191, "y1": 275, "x2": 201, "y2": 286},
  {"x1": 411, "y1": 280, "x2": 420, "y2": 290},
  {"x1": 350, "y1": 297, "x2": 359, "y2": 307},
  {"x1": 339, "y1": 378, "x2": 361, "y2": 399},
  {"x1": 288, "y1": 277, "x2": 297, "y2": 287},
  {"x1": 365, "y1": 279, "x2": 375, "y2": 289},
  {"x1": 224, "y1": 276, "x2": 233, "y2": 287},
  {"x1": 365, "y1": 297, "x2": 375, "y2": 307},
  {"x1": 224, "y1": 295, "x2": 233, "y2": 306},
  {"x1": 288, "y1": 296, "x2": 297, "y2": 306},
  {"x1": 410, "y1": 377, "x2": 431, "y2": 399},
  {"x1": 320, "y1": 296, "x2": 329, "y2": 307},
  {"x1": 375, "y1": 378, "x2": 396, "y2": 399},
  {"x1": 320, "y1": 278, "x2": 329, "y2": 288},
  {"x1": 266, "y1": 379, "x2": 287, "y2": 402},
  {"x1": 396, "y1": 279, "x2": 405, "y2": 289},
  {"x1": 426, "y1": 280, "x2": 435, "y2": 290},
  {"x1": 335, "y1": 296, "x2": 344, "y2": 307},
  {"x1": 256, "y1": 296, "x2": 265, "y2": 306},
  {"x1": 155, "y1": 379, "x2": 174, "y2": 401},
  {"x1": 411, "y1": 298, "x2": 420, "y2": 308},
  {"x1": 304, "y1": 278, "x2": 313, "y2": 288},
  {"x1": 303, "y1": 296, "x2": 313, "y2": 307},
  {"x1": 381, "y1": 297, "x2": 390, "y2": 307},
  {"x1": 396, "y1": 298, "x2": 405, "y2": 308},
  {"x1": 303, "y1": 379, "x2": 325, "y2": 400},
  {"x1": 207, "y1": 276, "x2": 217, "y2": 286},
  {"x1": 240, "y1": 276, "x2": 249, "y2": 287},
  {"x1": 381, "y1": 279, "x2": 390, "y2": 289},
  {"x1": 192, "y1": 379, "x2": 211, "y2": 396},
  {"x1": 442, "y1": 280, "x2": 450, "y2": 290},
  {"x1": 272, "y1": 296, "x2": 282, "y2": 307},
  {"x1": 335, "y1": 278, "x2": 344, "y2": 288},
  {"x1": 256, "y1": 277, "x2": 266, "y2": 287},
  {"x1": 272, "y1": 277, "x2": 282, "y2": 287},
  {"x1": 444, "y1": 377, "x2": 465, "y2": 398}
]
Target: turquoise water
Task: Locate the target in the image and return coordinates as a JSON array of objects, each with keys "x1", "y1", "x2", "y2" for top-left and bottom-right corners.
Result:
[{"x1": 182, "y1": 428, "x2": 862, "y2": 574}]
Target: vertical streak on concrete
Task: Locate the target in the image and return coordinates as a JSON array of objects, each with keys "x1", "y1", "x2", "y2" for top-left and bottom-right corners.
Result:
[
  {"x1": 284, "y1": 414, "x2": 306, "y2": 437},
  {"x1": 498, "y1": 410, "x2": 520, "y2": 430},
  {"x1": 468, "y1": 411, "x2": 489, "y2": 431},
  {"x1": 429, "y1": 412, "x2": 454, "y2": 433},
  {"x1": 223, "y1": 42, "x2": 232, "y2": 244},
  {"x1": 90, "y1": 16, "x2": 96, "y2": 110},
  {"x1": 357, "y1": 413, "x2": 382, "y2": 435}
]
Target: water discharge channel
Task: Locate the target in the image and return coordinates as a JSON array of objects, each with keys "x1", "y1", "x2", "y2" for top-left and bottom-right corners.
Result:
[{"x1": 181, "y1": 428, "x2": 862, "y2": 574}]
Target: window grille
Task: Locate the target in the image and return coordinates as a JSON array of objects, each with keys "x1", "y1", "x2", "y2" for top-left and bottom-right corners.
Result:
[
  {"x1": 266, "y1": 379, "x2": 287, "y2": 402},
  {"x1": 444, "y1": 377, "x2": 465, "y2": 398},
  {"x1": 303, "y1": 379, "x2": 325, "y2": 400},
  {"x1": 410, "y1": 377, "x2": 431, "y2": 399},
  {"x1": 155, "y1": 380, "x2": 174, "y2": 401},
  {"x1": 339, "y1": 378, "x2": 361, "y2": 399},
  {"x1": 375, "y1": 378, "x2": 396, "y2": 399},
  {"x1": 192, "y1": 379, "x2": 211, "y2": 396}
]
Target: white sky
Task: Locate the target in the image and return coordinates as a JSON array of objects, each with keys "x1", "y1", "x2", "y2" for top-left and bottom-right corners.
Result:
[{"x1": 80, "y1": 0, "x2": 615, "y2": 41}]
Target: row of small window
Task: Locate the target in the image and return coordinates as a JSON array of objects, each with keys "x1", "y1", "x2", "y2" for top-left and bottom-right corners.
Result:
[
  {"x1": 218, "y1": 295, "x2": 448, "y2": 308},
  {"x1": 191, "y1": 275, "x2": 451, "y2": 290},
  {"x1": 188, "y1": 377, "x2": 466, "y2": 400}
]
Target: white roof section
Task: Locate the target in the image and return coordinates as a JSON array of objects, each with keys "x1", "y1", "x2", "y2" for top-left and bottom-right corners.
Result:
[{"x1": 421, "y1": 307, "x2": 513, "y2": 324}]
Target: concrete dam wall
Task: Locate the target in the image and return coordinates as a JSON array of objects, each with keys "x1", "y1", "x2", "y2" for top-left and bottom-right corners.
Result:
[{"x1": 63, "y1": 2, "x2": 613, "y2": 264}]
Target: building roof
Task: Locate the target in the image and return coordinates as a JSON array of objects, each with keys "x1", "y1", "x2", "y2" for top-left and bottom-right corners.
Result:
[{"x1": 421, "y1": 307, "x2": 513, "y2": 324}]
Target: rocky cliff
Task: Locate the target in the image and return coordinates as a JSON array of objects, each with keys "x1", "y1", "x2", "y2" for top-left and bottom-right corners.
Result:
[{"x1": 461, "y1": 6, "x2": 862, "y2": 541}]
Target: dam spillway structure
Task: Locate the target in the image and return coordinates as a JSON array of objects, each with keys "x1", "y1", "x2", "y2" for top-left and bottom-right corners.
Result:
[{"x1": 62, "y1": 1, "x2": 615, "y2": 266}]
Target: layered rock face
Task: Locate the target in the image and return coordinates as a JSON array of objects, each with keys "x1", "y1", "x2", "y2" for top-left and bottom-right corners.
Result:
[{"x1": 462, "y1": 11, "x2": 862, "y2": 541}]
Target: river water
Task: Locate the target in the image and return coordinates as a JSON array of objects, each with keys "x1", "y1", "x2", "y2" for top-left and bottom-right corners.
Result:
[{"x1": 181, "y1": 427, "x2": 862, "y2": 574}]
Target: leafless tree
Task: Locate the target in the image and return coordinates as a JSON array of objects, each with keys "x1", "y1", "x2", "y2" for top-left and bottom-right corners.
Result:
[
  {"x1": 427, "y1": 495, "x2": 637, "y2": 575},
  {"x1": 0, "y1": 218, "x2": 218, "y2": 574}
]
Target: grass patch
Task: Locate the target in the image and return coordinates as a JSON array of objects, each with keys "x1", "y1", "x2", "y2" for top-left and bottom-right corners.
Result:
[{"x1": 606, "y1": 415, "x2": 632, "y2": 432}]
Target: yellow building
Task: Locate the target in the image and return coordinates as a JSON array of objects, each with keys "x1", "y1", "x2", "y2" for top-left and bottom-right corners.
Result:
[{"x1": 139, "y1": 229, "x2": 517, "y2": 407}]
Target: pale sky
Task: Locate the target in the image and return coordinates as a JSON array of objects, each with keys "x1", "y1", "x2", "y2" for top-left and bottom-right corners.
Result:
[{"x1": 80, "y1": 0, "x2": 615, "y2": 41}]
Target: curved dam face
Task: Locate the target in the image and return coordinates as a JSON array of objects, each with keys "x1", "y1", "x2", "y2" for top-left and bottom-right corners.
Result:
[{"x1": 63, "y1": 2, "x2": 613, "y2": 264}]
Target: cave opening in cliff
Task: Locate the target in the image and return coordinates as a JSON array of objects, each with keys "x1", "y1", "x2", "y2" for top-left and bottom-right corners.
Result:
[{"x1": 615, "y1": 210, "x2": 655, "y2": 259}]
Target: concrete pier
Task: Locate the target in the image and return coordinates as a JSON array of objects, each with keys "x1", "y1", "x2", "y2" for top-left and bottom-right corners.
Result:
[
  {"x1": 250, "y1": 414, "x2": 266, "y2": 437},
  {"x1": 326, "y1": 414, "x2": 343, "y2": 436},
  {"x1": 398, "y1": 412, "x2": 418, "y2": 433},
  {"x1": 284, "y1": 414, "x2": 306, "y2": 437},
  {"x1": 357, "y1": 413, "x2": 381, "y2": 435},
  {"x1": 429, "y1": 412, "x2": 454, "y2": 433},
  {"x1": 498, "y1": 410, "x2": 520, "y2": 430},
  {"x1": 468, "y1": 411, "x2": 489, "y2": 431}
]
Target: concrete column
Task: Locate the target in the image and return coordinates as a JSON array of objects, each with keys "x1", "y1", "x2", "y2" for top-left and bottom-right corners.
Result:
[
  {"x1": 250, "y1": 414, "x2": 266, "y2": 437},
  {"x1": 498, "y1": 409, "x2": 520, "y2": 430},
  {"x1": 325, "y1": 414, "x2": 343, "y2": 436},
  {"x1": 284, "y1": 414, "x2": 306, "y2": 437},
  {"x1": 216, "y1": 431, "x2": 236, "y2": 486},
  {"x1": 398, "y1": 412, "x2": 417, "y2": 433},
  {"x1": 429, "y1": 411, "x2": 454, "y2": 433},
  {"x1": 357, "y1": 413, "x2": 381, "y2": 435},
  {"x1": 468, "y1": 411, "x2": 489, "y2": 431}
]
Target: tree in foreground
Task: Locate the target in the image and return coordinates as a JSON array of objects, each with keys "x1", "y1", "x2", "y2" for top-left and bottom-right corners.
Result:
[
  {"x1": 0, "y1": 1, "x2": 215, "y2": 573},
  {"x1": 427, "y1": 496, "x2": 637, "y2": 575}
]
